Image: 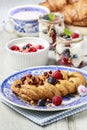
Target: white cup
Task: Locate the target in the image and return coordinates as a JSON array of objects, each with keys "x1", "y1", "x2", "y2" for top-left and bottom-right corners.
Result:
[{"x1": 3, "y1": 5, "x2": 50, "y2": 37}]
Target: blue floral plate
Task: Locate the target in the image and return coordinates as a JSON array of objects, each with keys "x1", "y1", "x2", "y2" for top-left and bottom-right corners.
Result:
[{"x1": 0, "y1": 65, "x2": 87, "y2": 111}]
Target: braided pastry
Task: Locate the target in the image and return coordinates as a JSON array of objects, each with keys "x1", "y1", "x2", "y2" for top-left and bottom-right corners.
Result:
[{"x1": 11, "y1": 70, "x2": 86, "y2": 103}]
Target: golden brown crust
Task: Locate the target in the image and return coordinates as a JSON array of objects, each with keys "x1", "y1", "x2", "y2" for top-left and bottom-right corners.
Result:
[
  {"x1": 39, "y1": 0, "x2": 87, "y2": 27},
  {"x1": 67, "y1": 0, "x2": 79, "y2": 4},
  {"x1": 70, "y1": 18, "x2": 87, "y2": 27},
  {"x1": 39, "y1": 0, "x2": 67, "y2": 12},
  {"x1": 11, "y1": 70, "x2": 86, "y2": 102},
  {"x1": 60, "y1": 0, "x2": 87, "y2": 25}
]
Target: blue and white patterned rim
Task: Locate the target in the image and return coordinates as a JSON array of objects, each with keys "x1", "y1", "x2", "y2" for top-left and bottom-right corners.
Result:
[
  {"x1": 0, "y1": 65, "x2": 87, "y2": 111},
  {"x1": 9, "y1": 5, "x2": 50, "y2": 21}
]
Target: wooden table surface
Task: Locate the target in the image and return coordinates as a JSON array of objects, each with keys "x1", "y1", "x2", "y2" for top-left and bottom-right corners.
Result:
[{"x1": 0, "y1": 0, "x2": 87, "y2": 130}]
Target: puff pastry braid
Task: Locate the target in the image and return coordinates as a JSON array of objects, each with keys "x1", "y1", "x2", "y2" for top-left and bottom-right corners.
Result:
[{"x1": 11, "y1": 70, "x2": 86, "y2": 103}]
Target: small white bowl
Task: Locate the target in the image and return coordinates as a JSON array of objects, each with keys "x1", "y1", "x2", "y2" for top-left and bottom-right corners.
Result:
[{"x1": 6, "y1": 37, "x2": 49, "y2": 70}]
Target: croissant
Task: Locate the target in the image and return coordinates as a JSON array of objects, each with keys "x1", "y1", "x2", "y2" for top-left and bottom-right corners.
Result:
[
  {"x1": 59, "y1": 0, "x2": 87, "y2": 26},
  {"x1": 68, "y1": 0, "x2": 79, "y2": 4},
  {"x1": 39, "y1": 0, "x2": 87, "y2": 27},
  {"x1": 11, "y1": 70, "x2": 86, "y2": 103},
  {"x1": 39, "y1": 0, "x2": 67, "y2": 12}
]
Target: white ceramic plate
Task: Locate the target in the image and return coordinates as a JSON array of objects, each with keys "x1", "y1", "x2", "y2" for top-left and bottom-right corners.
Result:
[{"x1": 0, "y1": 65, "x2": 87, "y2": 111}]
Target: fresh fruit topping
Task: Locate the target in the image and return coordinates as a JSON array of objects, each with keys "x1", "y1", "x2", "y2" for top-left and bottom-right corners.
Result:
[
  {"x1": 52, "y1": 70, "x2": 63, "y2": 80},
  {"x1": 62, "y1": 49, "x2": 71, "y2": 57},
  {"x1": 61, "y1": 56, "x2": 72, "y2": 66},
  {"x1": 48, "y1": 13, "x2": 55, "y2": 21},
  {"x1": 28, "y1": 47, "x2": 37, "y2": 52},
  {"x1": 64, "y1": 28, "x2": 72, "y2": 37},
  {"x1": 38, "y1": 99, "x2": 46, "y2": 106},
  {"x1": 52, "y1": 96, "x2": 62, "y2": 106},
  {"x1": 60, "y1": 29, "x2": 80, "y2": 40},
  {"x1": 63, "y1": 35, "x2": 71, "y2": 39},
  {"x1": 44, "y1": 13, "x2": 60, "y2": 22},
  {"x1": 72, "y1": 54, "x2": 78, "y2": 58},
  {"x1": 23, "y1": 45, "x2": 30, "y2": 50},
  {"x1": 10, "y1": 45, "x2": 20, "y2": 51},
  {"x1": 71, "y1": 33, "x2": 79, "y2": 39},
  {"x1": 47, "y1": 76, "x2": 56, "y2": 85},
  {"x1": 61, "y1": 56, "x2": 69, "y2": 64},
  {"x1": 36, "y1": 45, "x2": 44, "y2": 49},
  {"x1": 10, "y1": 43, "x2": 44, "y2": 53},
  {"x1": 26, "y1": 43, "x2": 32, "y2": 47}
]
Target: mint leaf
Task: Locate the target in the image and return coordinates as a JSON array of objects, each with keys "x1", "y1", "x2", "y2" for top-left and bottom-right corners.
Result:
[
  {"x1": 64, "y1": 28, "x2": 72, "y2": 36},
  {"x1": 48, "y1": 13, "x2": 55, "y2": 21}
]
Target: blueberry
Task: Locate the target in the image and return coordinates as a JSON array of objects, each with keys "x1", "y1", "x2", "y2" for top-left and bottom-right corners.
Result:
[
  {"x1": 63, "y1": 35, "x2": 71, "y2": 39},
  {"x1": 48, "y1": 76, "x2": 56, "y2": 85},
  {"x1": 38, "y1": 99, "x2": 46, "y2": 106},
  {"x1": 43, "y1": 15, "x2": 49, "y2": 20},
  {"x1": 22, "y1": 45, "x2": 26, "y2": 49},
  {"x1": 72, "y1": 54, "x2": 78, "y2": 58},
  {"x1": 62, "y1": 49, "x2": 71, "y2": 57},
  {"x1": 23, "y1": 45, "x2": 30, "y2": 49},
  {"x1": 26, "y1": 45, "x2": 30, "y2": 48}
]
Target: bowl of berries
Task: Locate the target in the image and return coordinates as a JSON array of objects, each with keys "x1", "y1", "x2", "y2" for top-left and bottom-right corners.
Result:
[{"x1": 6, "y1": 37, "x2": 49, "y2": 70}]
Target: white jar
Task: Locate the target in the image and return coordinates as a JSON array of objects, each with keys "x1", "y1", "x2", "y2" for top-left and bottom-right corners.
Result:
[
  {"x1": 55, "y1": 33, "x2": 84, "y2": 68},
  {"x1": 39, "y1": 13, "x2": 65, "y2": 49}
]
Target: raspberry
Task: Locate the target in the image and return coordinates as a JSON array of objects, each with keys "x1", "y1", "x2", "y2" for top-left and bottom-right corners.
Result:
[
  {"x1": 61, "y1": 56, "x2": 73, "y2": 67},
  {"x1": 52, "y1": 96, "x2": 62, "y2": 106},
  {"x1": 71, "y1": 33, "x2": 79, "y2": 39},
  {"x1": 26, "y1": 43, "x2": 32, "y2": 47},
  {"x1": 52, "y1": 70, "x2": 63, "y2": 80},
  {"x1": 36, "y1": 45, "x2": 44, "y2": 49},
  {"x1": 28, "y1": 47, "x2": 37, "y2": 52},
  {"x1": 10, "y1": 45, "x2": 20, "y2": 51},
  {"x1": 61, "y1": 56, "x2": 69, "y2": 64}
]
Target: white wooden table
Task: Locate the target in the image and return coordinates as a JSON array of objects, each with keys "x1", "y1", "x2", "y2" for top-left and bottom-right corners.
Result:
[{"x1": 0, "y1": 0, "x2": 87, "y2": 130}]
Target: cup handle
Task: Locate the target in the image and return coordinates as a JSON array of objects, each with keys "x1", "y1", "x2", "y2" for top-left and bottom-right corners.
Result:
[{"x1": 3, "y1": 19, "x2": 15, "y2": 33}]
